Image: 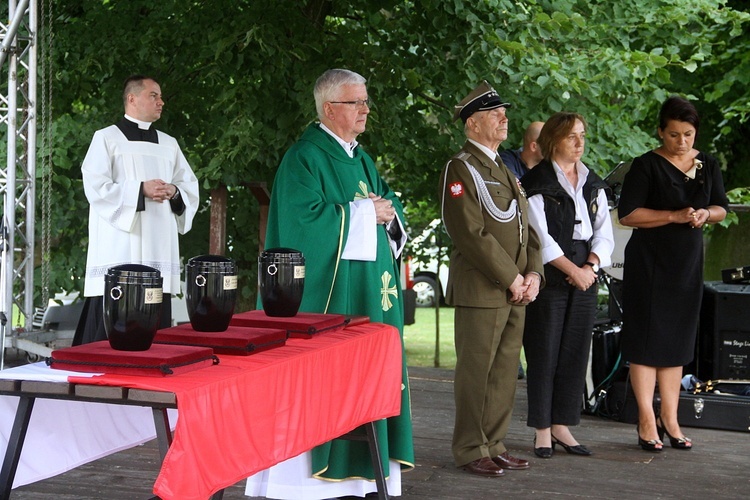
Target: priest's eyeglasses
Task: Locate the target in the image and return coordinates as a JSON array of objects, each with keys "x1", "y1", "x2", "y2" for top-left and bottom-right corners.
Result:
[{"x1": 329, "y1": 98, "x2": 371, "y2": 109}]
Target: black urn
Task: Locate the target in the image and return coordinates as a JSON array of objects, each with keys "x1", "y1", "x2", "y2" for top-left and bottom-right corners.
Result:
[
  {"x1": 258, "y1": 248, "x2": 305, "y2": 317},
  {"x1": 103, "y1": 264, "x2": 163, "y2": 351},
  {"x1": 185, "y1": 254, "x2": 238, "y2": 332}
]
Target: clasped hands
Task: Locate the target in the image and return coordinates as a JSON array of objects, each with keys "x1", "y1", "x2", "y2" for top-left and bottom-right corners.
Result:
[
  {"x1": 508, "y1": 273, "x2": 540, "y2": 306},
  {"x1": 370, "y1": 192, "x2": 396, "y2": 225},
  {"x1": 565, "y1": 265, "x2": 598, "y2": 291},
  {"x1": 143, "y1": 179, "x2": 177, "y2": 202},
  {"x1": 680, "y1": 206, "x2": 710, "y2": 229}
]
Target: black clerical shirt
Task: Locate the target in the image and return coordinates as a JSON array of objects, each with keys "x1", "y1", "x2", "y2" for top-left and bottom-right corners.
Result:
[{"x1": 115, "y1": 118, "x2": 185, "y2": 215}]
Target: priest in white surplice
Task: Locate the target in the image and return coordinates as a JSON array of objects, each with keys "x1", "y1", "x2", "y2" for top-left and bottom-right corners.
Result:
[{"x1": 73, "y1": 75, "x2": 199, "y2": 345}]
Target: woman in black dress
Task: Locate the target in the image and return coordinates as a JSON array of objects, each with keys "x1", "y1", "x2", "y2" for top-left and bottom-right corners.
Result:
[{"x1": 619, "y1": 96, "x2": 728, "y2": 451}]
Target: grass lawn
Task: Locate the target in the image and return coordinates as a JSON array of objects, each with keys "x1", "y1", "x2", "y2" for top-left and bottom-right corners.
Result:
[
  {"x1": 403, "y1": 306, "x2": 526, "y2": 371},
  {"x1": 403, "y1": 306, "x2": 457, "y2": 369}
]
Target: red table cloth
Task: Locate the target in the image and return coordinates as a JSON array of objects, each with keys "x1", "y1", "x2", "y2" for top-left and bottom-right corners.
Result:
[{"x1": 67, "y1": 322, "x2": 402, "y2": 500}]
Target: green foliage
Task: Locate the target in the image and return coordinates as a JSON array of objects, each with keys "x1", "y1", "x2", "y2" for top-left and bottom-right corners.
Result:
[
  {"x1": 4, "y1": 0, "x2": 750, "y2": 307},
  {"x1": 713, "y1": 187, "x2": 750, "y2": 229}
]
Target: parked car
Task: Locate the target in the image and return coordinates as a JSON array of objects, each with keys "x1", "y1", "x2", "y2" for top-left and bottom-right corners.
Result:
[{"x1": 407, "y1": 219, "x2": 450, "y2": 308}]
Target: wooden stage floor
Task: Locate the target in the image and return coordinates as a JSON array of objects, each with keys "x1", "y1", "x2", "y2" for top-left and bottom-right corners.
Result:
[{"x1": 6, "y1": 365, "x2": 748, "y2": 499}]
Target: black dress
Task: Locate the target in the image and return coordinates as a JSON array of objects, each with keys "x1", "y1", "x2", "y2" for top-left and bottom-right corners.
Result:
[{"x1": 618, "y1": 151, "x2": 728, "y2": 366}]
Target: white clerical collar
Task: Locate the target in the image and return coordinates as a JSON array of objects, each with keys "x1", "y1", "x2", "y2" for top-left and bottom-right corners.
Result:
[
  {"x1": 468, "y1": 139, "x2": 498, "y2": 163},
  {"x1": 319, "y1": 122, "x2": 358, "y2": 158},
  {"x1": 124, "y1": 114, "x2": 153, "y2": 130}
]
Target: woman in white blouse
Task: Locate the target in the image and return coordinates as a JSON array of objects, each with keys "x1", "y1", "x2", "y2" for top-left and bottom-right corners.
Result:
[{"x1": 519, "y1": 112, "x2": 614, "y2": 459}]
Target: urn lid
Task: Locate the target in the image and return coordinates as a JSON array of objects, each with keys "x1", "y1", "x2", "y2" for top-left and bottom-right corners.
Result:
[
  {"x1": 187, "y1": 254, "x2": 237, "y2": 271},
  {"x1": 106, "y1": 264, "x2": 161, "y2": 278},
  {"x1": 259, "y1": 248, "x2": 304, "y2": 262},
  {"x1": 262, "y1": 247, "x2": 302, "y2": 256}
]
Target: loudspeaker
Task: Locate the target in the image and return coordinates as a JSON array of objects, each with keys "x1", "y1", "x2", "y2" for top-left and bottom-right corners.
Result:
[
  {"x1": 697, "y1": 282, "x2": 750, "y2": 380},
  {"x1": 591, "y1": 322, "x2": 625, "y2": 389},
  {"x1": 403, "y1": 288, "x2": 416, "y2": 326},
  {"x1": 603, "y1": 377, "x2": 640, "y2": 424}
]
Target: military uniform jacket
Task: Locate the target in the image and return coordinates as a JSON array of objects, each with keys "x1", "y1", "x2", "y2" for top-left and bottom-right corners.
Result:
[{"x1": 439, "y1": 141, "x2": 544, "y2": 307}]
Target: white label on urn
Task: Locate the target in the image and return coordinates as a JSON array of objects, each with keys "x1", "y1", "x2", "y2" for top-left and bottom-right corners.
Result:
[
  {"x1": 224, "y1": 275, "x2": 238, "y2": 290},
  {"x1": 145, "y1": 288, "x2": 163, "y2": 304},
  {"x1": 294, "y1": 266, "x2": 306, "y2": 279}
]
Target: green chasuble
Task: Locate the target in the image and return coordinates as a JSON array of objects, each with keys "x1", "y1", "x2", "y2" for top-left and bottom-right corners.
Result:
[{"x1": 264, "y1": 123, "x2": 415, "y2": 480}]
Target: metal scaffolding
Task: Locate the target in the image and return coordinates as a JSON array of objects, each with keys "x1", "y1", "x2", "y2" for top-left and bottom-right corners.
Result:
[{"x1": 1, "y1": 0, "x2": 40, "y2": 369}]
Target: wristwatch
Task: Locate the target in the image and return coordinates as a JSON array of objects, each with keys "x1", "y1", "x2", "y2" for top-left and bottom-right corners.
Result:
[{"x1": 584, "y1": 261, "x2": 599, "y2": 273}]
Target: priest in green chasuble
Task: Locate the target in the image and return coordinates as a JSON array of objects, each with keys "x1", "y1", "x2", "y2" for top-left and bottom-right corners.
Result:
[{"x1": 245, "y1": 69, "x2": 414, "y2": 498}]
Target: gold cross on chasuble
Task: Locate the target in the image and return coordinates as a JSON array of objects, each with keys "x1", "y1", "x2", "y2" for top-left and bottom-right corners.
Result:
[{"x1": 380, "y1": 271, "x2": 398, "y2": 311}]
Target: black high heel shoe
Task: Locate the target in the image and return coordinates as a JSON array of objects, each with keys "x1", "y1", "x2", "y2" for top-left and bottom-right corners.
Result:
[
  {"x1": 636, "y1": 425, "x2": 663, "y2": 452},
  {"x1": 533, "y1": 435, "x2": 553, "y2": 459},
  {"x1": 551, "y1": 434, "x2": 592, "y2": 456},
  {"x1": 656, "y1": 418, "x2": 692, "y2": 450}
]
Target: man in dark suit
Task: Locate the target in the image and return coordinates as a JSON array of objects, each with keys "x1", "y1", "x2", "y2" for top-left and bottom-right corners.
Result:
[
  {"x1": 499, "y1": 120, "x2": 545, "y2": 180},
  {"x1": 439, "y1": 81, "x2": 544, "y2": 477}
]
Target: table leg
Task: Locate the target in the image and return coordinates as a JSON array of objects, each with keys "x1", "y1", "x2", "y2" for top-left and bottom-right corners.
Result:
[
  {"x1": 363, "y1": 422, "x2": 389, "y2": 500},
  {"x1": 150, "y1": 408, "x2": 226, "y2": 499},
  {"x1": 151, "y1": 407, "x2": 173, "y2": 461},
  {"x1": 0, "y1": 396, "x2": 35, "y2": 500},
  {"x1": 341, "y1": 423, "x2": 389, "y2": 500}
]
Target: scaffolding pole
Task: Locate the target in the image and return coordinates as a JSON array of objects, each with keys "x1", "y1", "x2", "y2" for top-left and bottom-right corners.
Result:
[{"x1": 1, "y1": 0, "x2": 37, "y2": 369}]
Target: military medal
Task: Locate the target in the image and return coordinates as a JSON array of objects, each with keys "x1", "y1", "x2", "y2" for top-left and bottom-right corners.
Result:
[{"x1": 516, "y1": 178, "x2": 527, "y2": 198}]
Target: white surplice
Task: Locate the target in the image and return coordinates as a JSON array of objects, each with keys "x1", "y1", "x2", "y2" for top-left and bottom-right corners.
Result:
[
  {"x1": 244, "y1": 452, "x2": 402, "y2": 499},
  {"x1": 82, "y1": 124, "x2": 199, "y2": 296}
]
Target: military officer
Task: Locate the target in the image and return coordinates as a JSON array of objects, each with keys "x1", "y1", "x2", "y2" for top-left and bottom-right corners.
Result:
[{"x1": 439, "y1": 81, "x2": 544, "y2": 477}]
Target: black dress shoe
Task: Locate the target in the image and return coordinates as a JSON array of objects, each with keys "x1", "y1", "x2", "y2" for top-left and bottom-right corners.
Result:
[
  {"x1": 533, "y1": 435, "x2": 553, "y2": 458},
  {"x1": 636, "y1": 424, "x2": 663, "y2": 452},
  {"x1": 656, "y1": 417, "x2": 692, "y2": 450},
  {"x1": 551, "y1": 434, "x2": 592, "y2": 456},
  {"x1": 638, "y1": 435, "x2": 663, "y2": 452},
  {"x1": 492, "y1": 451, "x2": 530, "y2": 470},
  {"x1": 461, "y1": 457, "x2": 504, "y2": 477}
]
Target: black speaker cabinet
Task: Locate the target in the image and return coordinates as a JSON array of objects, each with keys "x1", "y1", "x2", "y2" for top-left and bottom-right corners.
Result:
[
  {"x1": 591, "y1": 321, "x2": 626, "y2": 389},
  {"x1": 697, "y1": 282, "x2": 750, "y2": 380}
]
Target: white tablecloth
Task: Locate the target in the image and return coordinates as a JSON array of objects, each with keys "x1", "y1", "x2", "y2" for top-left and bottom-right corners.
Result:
[{"x1": 0, "y1": 362, "x2": 177, "y2": 489}]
